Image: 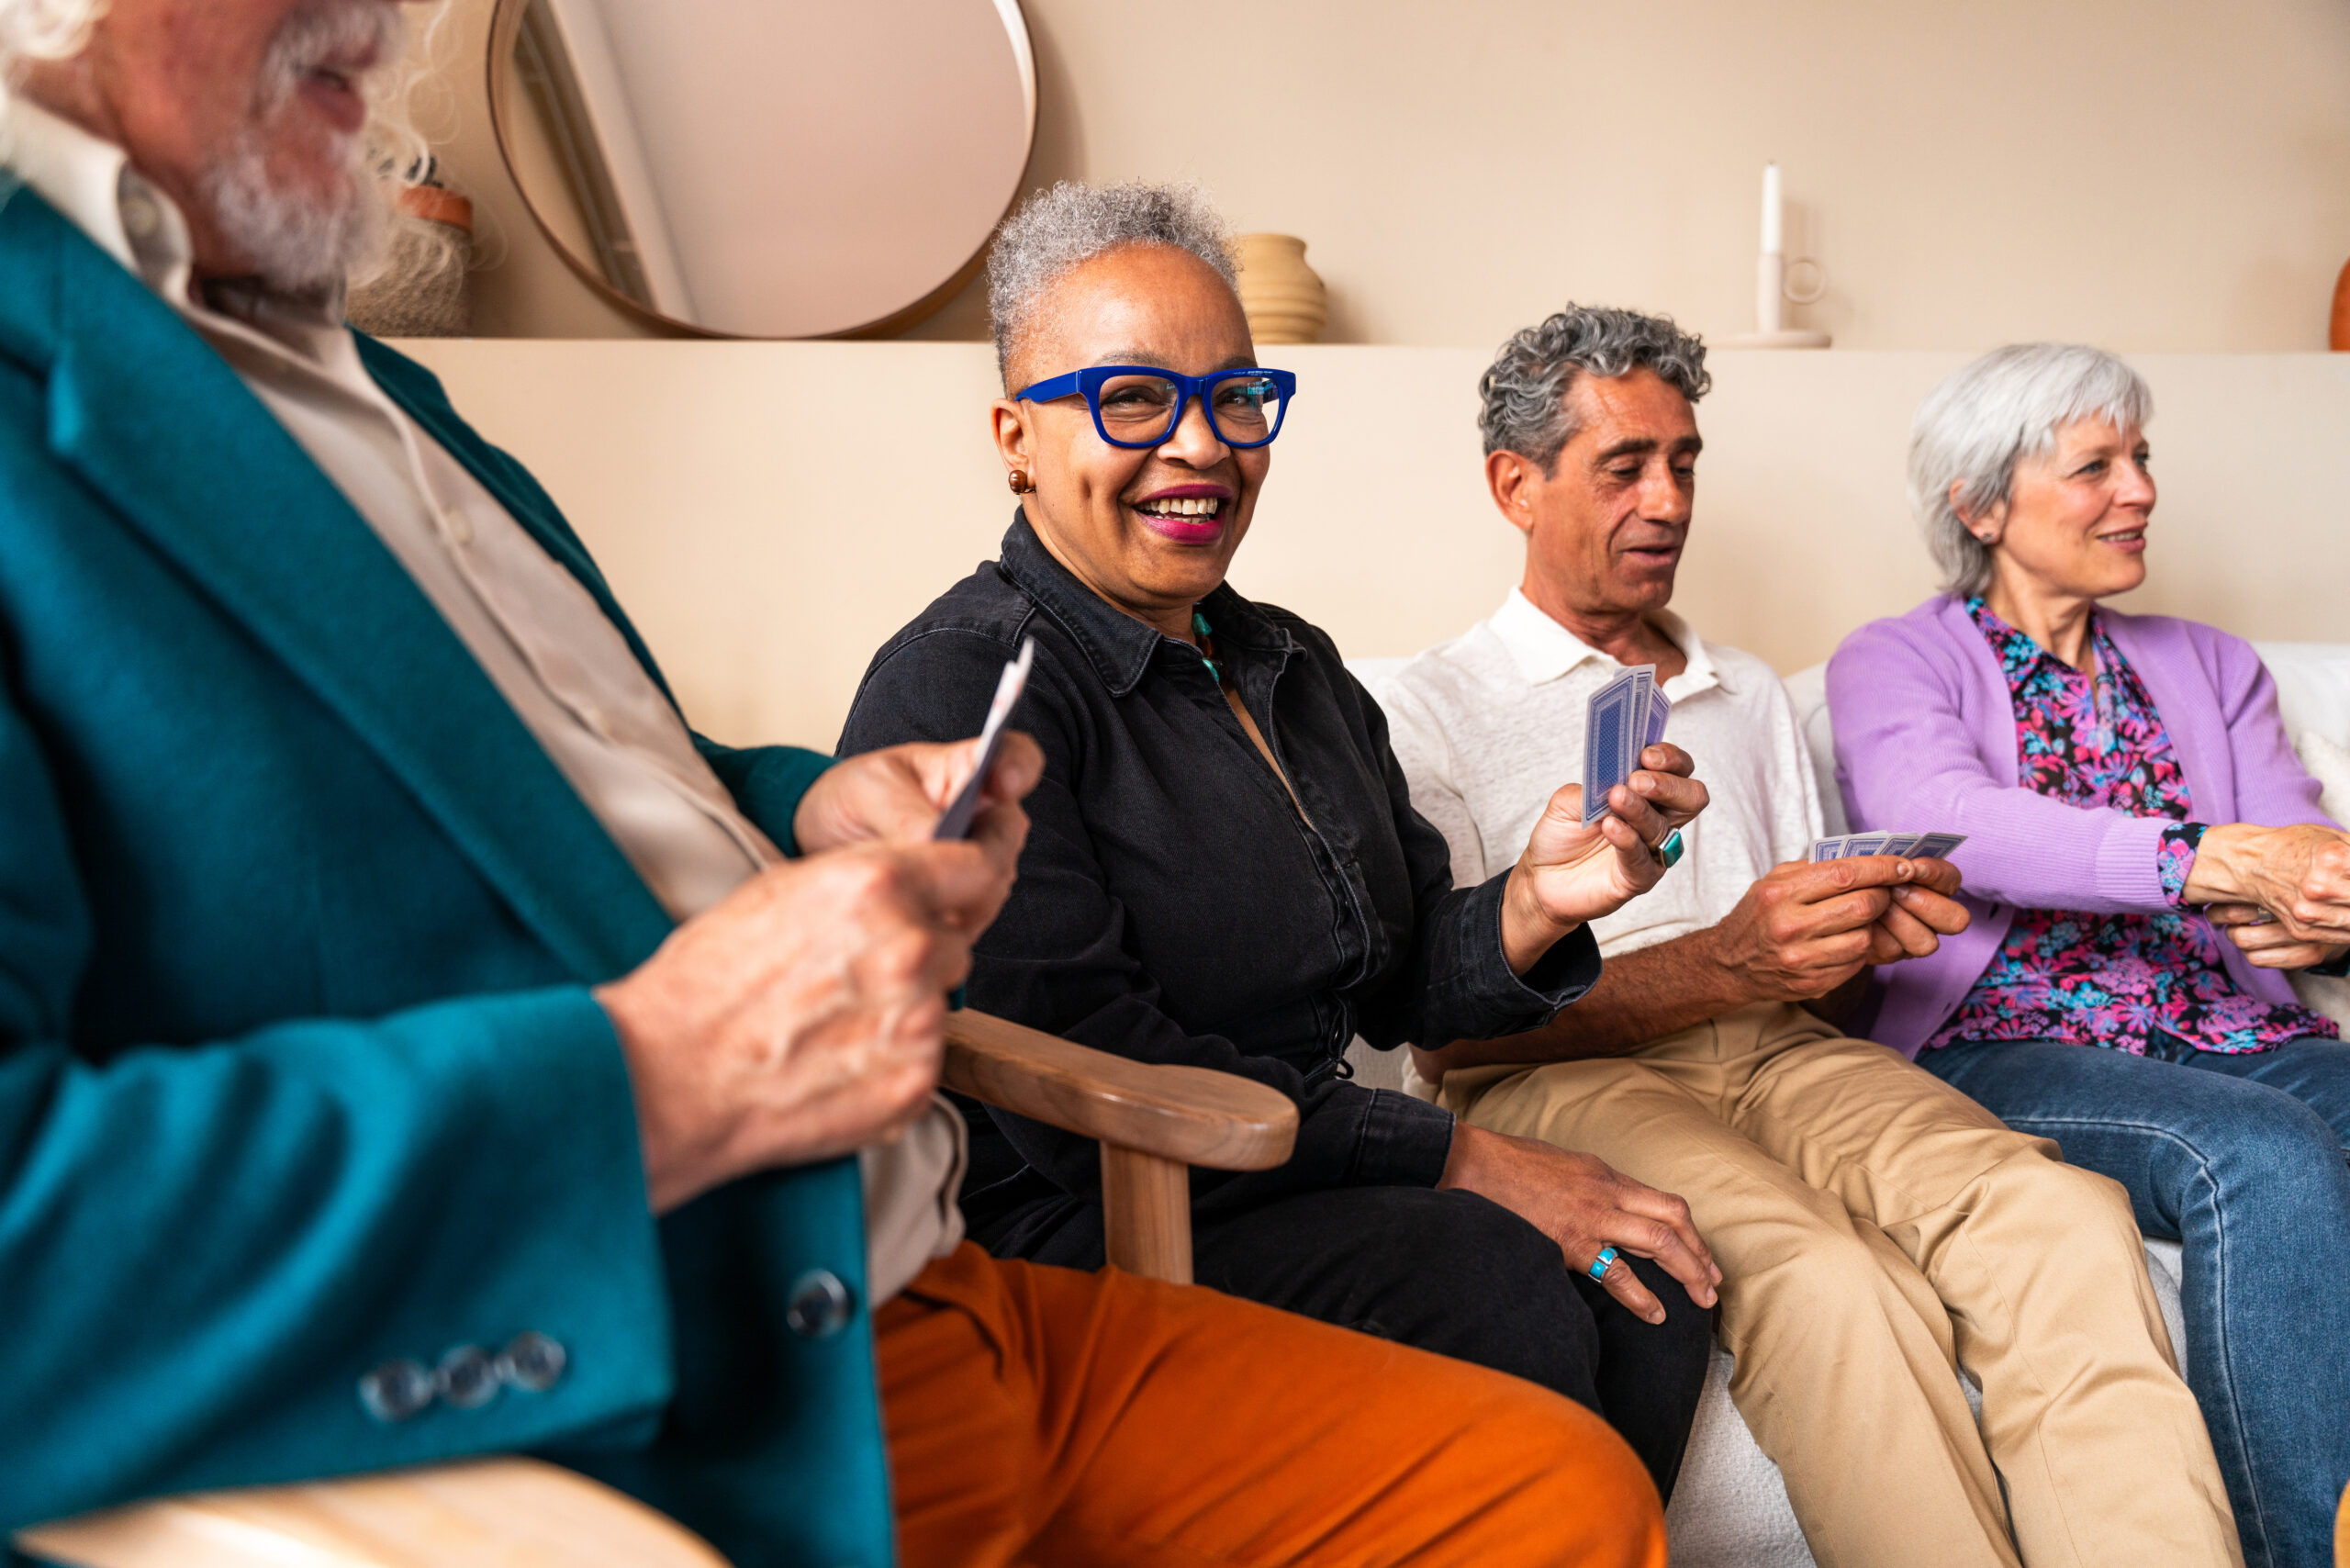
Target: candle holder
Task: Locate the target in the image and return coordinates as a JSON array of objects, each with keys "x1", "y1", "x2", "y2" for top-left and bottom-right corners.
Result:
[
  {"x1": 1722, "y1": 162, "x2": 1830, "y2": 349},
  {"x1": 1723, "y1": 252, "x2": 1830, "y2": 348}
]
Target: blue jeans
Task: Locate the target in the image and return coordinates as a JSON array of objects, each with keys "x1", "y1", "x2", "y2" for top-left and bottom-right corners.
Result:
[{"x1": 1921, "y1": 1032, "x2": 2350, "y2": 1568}]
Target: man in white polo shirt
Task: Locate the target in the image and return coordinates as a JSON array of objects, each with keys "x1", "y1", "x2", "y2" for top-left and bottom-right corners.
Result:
[{"x1": 1378, "y1": 307, "x2": 2240, "y2": 1568}]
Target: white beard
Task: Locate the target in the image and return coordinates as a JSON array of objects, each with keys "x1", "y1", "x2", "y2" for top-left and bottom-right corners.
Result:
[
  {"x1": 195, "y1": 0, "x2": 403, "y2": 297},
  {"x1": 198, "y1": 131, "x2": 384, "y2": 297}
]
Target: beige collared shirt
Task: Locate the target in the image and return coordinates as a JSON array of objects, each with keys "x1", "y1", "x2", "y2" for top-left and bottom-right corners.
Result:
[{"x1": 6, "y1": 101, "x2": 960, "y2": 1302}]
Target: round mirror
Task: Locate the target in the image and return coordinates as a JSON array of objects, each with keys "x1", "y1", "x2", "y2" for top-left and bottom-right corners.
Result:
[{"x1": 487, "y1": 0, "x2": 1036, "y2": 338}]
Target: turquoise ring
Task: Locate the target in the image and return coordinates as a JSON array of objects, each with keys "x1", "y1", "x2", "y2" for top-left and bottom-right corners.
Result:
[
  {"x1": 1587, "y1": 1246, "x2": 1620, "y2": 1282},
  {"x1": 1654, "y1": 828, "x2": 1685, "y2": 870}
]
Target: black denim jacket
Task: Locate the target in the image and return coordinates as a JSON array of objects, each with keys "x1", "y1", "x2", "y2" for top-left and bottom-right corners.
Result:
[{"x1": 839, "y1": 514, "x2": 1598, "y2": 1249}]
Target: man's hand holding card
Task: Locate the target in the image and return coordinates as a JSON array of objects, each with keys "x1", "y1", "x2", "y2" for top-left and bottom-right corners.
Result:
[
  {"x1": 1582, "y1": 664, "x2": 1673, "y2": 826},
  {"x1": 1494, "y1": 674, "x2": 1710, "y2": 976},
  {"x1": 1707, "y1": 850, "x2": 1974, "y2": 1004}
]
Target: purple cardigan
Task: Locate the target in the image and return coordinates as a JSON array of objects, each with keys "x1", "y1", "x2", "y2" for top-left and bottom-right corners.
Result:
[{"x1": 1827, "y1": 595, "x2": 2338, "y2": 1058}]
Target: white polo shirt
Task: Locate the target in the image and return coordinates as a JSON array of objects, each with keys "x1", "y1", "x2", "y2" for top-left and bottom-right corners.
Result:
[{"x1": 1377, "y1": 588, "x2": 1822, "y2": 959}]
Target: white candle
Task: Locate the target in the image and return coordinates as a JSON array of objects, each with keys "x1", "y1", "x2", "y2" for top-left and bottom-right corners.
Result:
[{"x1": 1762, "y1": 162, "x2": 1784, "y2": 255}]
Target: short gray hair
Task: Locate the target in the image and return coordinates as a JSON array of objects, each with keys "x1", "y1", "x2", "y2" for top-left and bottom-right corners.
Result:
[
  {"x1": 985, "y1": 180, "x2": 1237, "y2": 387},
  {"x1": 1909, "y1": 343, "x2": 2154, "y2": 598},
  {"x1": 1478, "y1": 306, "x2": 1711, "y2": 471}
]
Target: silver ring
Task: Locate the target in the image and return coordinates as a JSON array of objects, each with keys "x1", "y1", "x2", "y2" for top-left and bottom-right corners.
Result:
[
  {"x1": 1652, "y1": 828, "x2": 1684, "y2": 870},
  {"x1": 1587, "y1": 1246, "x2": 1620, "y2": 1282}
]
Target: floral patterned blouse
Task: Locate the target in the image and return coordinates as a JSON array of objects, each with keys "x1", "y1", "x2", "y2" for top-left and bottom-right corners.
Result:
[{"x1": 1930, "y1": 599, "x2": 2337, "y2": 1055}]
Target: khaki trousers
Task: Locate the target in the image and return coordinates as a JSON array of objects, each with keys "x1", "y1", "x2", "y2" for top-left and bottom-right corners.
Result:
[{"x1": 1439, "y1": 1002, "x2": 2242, "y2": 1568}]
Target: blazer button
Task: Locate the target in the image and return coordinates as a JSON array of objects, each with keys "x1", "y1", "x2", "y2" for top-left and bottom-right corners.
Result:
[
  {"x1": 358, "y1": 1359, "x2": 433, "y2": 1424},
  {"x1": 497, "y1": 1330, "x2": 567, "y2": 1393},
  {"x1": 434, "y1": 1344, "x2": 501, "y2": 1409},
  {"x1": 784, "y1": 1269, "x2": 856, "y2": 1338}
]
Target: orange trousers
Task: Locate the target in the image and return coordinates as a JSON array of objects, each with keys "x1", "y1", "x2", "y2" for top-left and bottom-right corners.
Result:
[{"x1": 878, "y1": 1242, "x2": 1664, "y2": 1568}]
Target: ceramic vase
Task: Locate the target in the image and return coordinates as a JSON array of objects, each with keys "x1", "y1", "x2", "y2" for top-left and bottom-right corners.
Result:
[{"x1": 1234, "y1": 233, "x2": 1327, "y2": 345}]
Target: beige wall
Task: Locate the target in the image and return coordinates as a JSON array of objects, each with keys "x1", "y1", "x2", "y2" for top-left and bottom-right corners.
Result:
[
  {"x1": 416, "y1": 0, "x2": 2350, "y2": 351},
  {"x1": 392, "y1": 340, "x2": 2350, "y2": 748}
]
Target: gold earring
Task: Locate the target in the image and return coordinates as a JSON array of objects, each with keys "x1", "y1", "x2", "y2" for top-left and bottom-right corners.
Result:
[{"x1": 1007, "y1": 469, "x2": 1032, "y2": 495}]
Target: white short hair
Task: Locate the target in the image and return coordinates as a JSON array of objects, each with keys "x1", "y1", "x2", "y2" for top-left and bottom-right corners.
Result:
[
  {"x1": 0, "y1": 0, "x2": 106, "y2": 151},
  {"x1": 986, "y1": 180, "x2": 1236, "y2": 388},
  {"x1": 1908, "y1": 342, "x2": 2154, "y2": 597}
]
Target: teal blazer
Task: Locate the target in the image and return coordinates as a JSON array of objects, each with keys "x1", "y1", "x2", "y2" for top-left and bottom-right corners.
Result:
[{"x1": 0, "y1": 189, "x2": 894, "y2": 1568}]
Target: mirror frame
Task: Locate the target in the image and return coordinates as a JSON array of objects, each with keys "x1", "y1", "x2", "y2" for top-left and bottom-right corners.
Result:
[{"x1": 484, "y1": 0, "x2": 1037, "y2": 340}]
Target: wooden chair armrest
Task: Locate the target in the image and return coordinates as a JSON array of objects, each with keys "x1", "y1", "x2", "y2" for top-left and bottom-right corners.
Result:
[
  {"x1": 942, "y1": 1008, "x2": 1296, "y2": 1172},
  {"x1": 16, "y1": 1457, "x2": 731, "y2": 1568},
  {"x1": 943, "y1": 1008, "x2": 1298, "y2": 1283}
]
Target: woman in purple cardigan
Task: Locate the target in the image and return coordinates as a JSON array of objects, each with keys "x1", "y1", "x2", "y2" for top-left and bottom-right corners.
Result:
[{"x1": 1830, "y1": 343, "x2": 2350, "y2": 1568}]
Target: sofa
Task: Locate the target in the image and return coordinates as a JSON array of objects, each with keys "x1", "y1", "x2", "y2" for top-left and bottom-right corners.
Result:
[{"x1": 1347, "y1": 640, "x2": 2350, "y2": 1566}]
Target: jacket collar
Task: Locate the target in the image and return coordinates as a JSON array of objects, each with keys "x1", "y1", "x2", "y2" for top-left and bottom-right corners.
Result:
[
  {"x1": 996, "y1": 509, "x2": 1291, "y2": 697},
  {"x1": 0, "y1": 187, "x2": 673, "y2": 982}
]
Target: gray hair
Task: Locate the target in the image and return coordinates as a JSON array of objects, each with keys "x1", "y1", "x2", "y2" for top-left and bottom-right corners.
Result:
[
  {"x1": 1909, "y1": 342, "x2": 2154, "y2": 597},
  {"x1": 1478, "y1": 305, "x2": 1712, "y2": 471},
  {"x1": 0, "y1": 0, "x2": 106, "y2": 156},
  {"x1": 986, "y1": 180, "x2": 1237, "y2": 387}
]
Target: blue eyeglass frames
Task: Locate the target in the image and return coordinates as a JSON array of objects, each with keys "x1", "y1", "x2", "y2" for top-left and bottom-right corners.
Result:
[{"x1": 1013, "y1": 365, "x2": 1298, "y2": 450}]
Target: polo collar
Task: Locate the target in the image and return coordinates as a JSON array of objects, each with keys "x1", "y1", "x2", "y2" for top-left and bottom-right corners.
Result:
[
  {"x1": 996, "y1": 510, "x2": 1290, "y2": 697},
  {"x1": 1487, "y1": 588, "x2": 1729, "y2": 698}
]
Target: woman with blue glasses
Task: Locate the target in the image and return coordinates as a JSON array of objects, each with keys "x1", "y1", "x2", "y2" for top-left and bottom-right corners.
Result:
[{"x1": 841, "y1": 181, "x2": 1721, "y2": 1498}]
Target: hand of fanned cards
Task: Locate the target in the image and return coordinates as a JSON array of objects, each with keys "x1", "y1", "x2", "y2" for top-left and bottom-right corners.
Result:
[
  {"x1": 934, "y1": 637, "x2": 1035, "y2": 841},
  {"x1": 1808, "y1": 831, "x2": 1968, "y2": 862},
  {"x1": 1582, "y1": 664, "x2": 1673, "y2": 824}
]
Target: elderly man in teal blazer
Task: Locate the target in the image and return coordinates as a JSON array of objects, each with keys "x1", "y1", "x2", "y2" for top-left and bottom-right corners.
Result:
[
  {"x1": 0, "y1": 3, "x2": 1669, "y2": 1567},
  {"x1": 0, "y1": 5, "x2": 1041, "y2": 1562}
]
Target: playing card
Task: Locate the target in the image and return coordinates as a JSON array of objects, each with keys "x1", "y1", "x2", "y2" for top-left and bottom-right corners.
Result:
[
  {"x1": 1627, "y1": 666, "x2": 1657, "y2": 758},
  {"x1": 1582, "y1": 668, "x2": 1642, "y2": 823},
  {"x1": 1643, "y1": 686, "x2": 1673, "y2": 754},
  {"x1": 1813, "y1": 831, "x2": 1966, "y2": 862},
  {"x1": 933, "y1": 636, "x2": 1035, "y2": 841}
]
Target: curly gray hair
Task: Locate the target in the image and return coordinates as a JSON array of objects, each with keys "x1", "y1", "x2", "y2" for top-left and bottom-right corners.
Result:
[
  {"x1": 1478, "y1": 306, "x2": 1711, "y2": 471},
  {"x1": 986, "y1": 180, "x2": 1237, "y2": 388},
  {"x1": 0, "y1": 0, "x2": 105, "y2": 151},
  {"x1": 1908, "y1": 343, "x2": 2154, "y2": 598}
]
